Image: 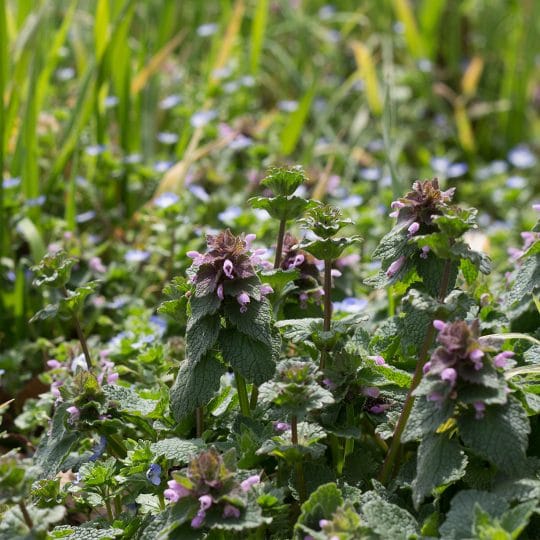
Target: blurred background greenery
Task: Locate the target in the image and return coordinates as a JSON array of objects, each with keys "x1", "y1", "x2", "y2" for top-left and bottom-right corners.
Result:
[{"x1": 1, "y1": 0, "x2": 539, "y2": 358}]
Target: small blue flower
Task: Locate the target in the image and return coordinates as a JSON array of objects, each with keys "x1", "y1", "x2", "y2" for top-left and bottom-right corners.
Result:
[
  {"x1": 25, "y1": 195, "x2": 46, "y2": 207},
  {"x1": 85, "y1": 144, "x2": 107, "y2": 156},
  {"x1": 56, "y1": 67, "x2": 75, "y2": 81},
  {"x1": 508, "y1": 145, "x2": 536, "y2": 169},
  {"x1": 360, "y1": 167, "x2": 381, "y2": 181},
  {"x1": 89, "y1": 436, "x2": 107, "y2": 462},
  {"x1": 154, "y1": 161, "x2": 173, "y2": 173},
  {"x1": 218, "y1": 206, "x2": 242, "y2": 224},
  {"x1": 447, "y1": 162, "x2": 468, "y2": 178},
  {"x1": 3, "y1": 177, "x2": 20, "y2": 189},
  {"x1": 104, "y1": 95, "x2": 118, "y2": 108},
  {"x1": 191, "y1": 110, "x2": 217, "y2": 128},
  {"x1": 189, "y1": 184, "x2": 210, "y2": 202},
  {"x1": 278, "y1": 100, "x2": 298, "y2": 113},
  {"x1": 146, "y1": 463, "x2": 162, "y2": 486},
  {"x1": 157, "y1": 132, "x2": 179, "y2": 145},
  {"x1": 197, "y1": 23, "x2": 218, "y2": 37},
  {"x1": 125, "y1": 249, "x2": 150, "y2": 263},
  {"x1": 506, "y1": 175, "x2": 527, "y2": 189},
  {"x1": 154, "y1": 192, "x2": 179, "y2": 209},
  {"x1": 76, "y1": 210, "x2": 96, "y2": 223},
  {"x1": 159, "y1": 94, "x2": 182, "y2": 110},
  {"x1": 333, "y1": 297, "x2": 368, "y2": 314}
]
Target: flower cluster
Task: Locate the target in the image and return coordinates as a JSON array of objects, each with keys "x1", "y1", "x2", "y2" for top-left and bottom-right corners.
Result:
[
  {"x1": 422, "y1": 319, "x2": 510, "y2": 418},
  {"x1": 389, "y1": 178, "x2": 455, "y2": 227},
  {"x1": 280, "y1": 233, "x2": 323, "y2": 307},
  {"x1": 187, "y1": 229, "x2": 272, "y2": 312},
  {"x1": 163, "y1": 448, "x2": 260, "y2": 529}
]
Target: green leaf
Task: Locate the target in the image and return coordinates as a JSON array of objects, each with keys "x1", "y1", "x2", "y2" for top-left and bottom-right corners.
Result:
[
  {"x1": 30, "y1": 302, "x2": 60, "y2": 322},
  {"x1": 440, "y1": 490, "x2": 508, "y2": 540},
  {"x1": 412, "y1": 433, "x2": 468, "y2": 507},
  {"x1": 505, "y1": 254, "x2": 540, "y2": 306},
  {"x1": 499, "y1": 500, "x2": 538, "y2": 538},
  {"x1": 249, "y1": 194, "x2": 310, "y2": 222},
  {"x1": 402, "y1": 397, "x2": 455, "y2": 442},
  {"x1": 190, "y1": 293, "x2": 221, "y2": 323},
  {"x1": 149, "y1": 438, "x2": 204, "y2": 465},
  {"x1": 260, "y1": 166, "x2": 307, "y2": 196},
  {"x1": 169, "y1": 354, "x2": 225, "y2": 422},
  {"x1": 295, "y1": 482, "x2": 344, "y2": 535},
  {"x1": 280, "y1": 86, "x2": 315, "y2": 155},
  {"x1": 450, "y1": 242, "x2": 491, "y2": 275},
  {"x1": 203, "y1": 498, "x2": 272, "y2": 531},
  {"x1": 34, "y1": 404, "x2": 79, "y2": 478},
  {"x1": 460, "y1": 257, "x2": 478, "y2": 286},
  {"x1": 223, "y1": 297, "x2": 272, "y2": 348},
  {"x1": 361, "y1": 497, "x2": 418, "y2": 539},
  {"x1": 103, "y1": 385, "x2": 159, "y2": 417},
  {"x1": 63, "y1": 281, "x2": 99, "y2": 313},
  {"x1": 259, "y1": 268, "x2": 300, "y2": 292},
  {"x1": 275, "y1": 318, "x2": 323, "y2": 343},
  {"x1": 219, "y1": 329, "x2": 275, "y2": 385},
  {"x1": 186, "y1": 314, "x2": 220, "y2": 363},
  {"x1": 457, "y1": 397, "x2": 530, "y2": 475},
  {"x1": 32, "y1": 250, "x2": 75, "y2": 288},
  {"x1": 300, "y1": 236, "x2": 362, "y2": 261},
  {"x1": 50, "y1": 525, "x2": 124, "y2": 539},
  {"x1": 416, "y1": 256, "x2": 458, "y2": 296}
]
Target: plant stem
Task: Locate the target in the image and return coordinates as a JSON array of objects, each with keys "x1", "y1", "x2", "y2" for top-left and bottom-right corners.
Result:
[
  {"x1": 343, "y1": 403, "x2": 355, "y2": 462},
  {"x1": 196, "y1": 407, "x2": 204, "y2": 437},
  {"x1": 250, "y1": 217, "x2": 287, "y2": 409},
  {"x1": 320, "y1": 258, "x2": 333, "y2": 370},
  {"x1": 379, "y1": 259, "x2": 453, "y2": 484},
  {"x1": 235, "y1": 371, "x2": 251, "y2": 417},
  {"x1": 63, "y1": 286, "x2": 93, "y2": 369},
  {"x1": 105, "y1": 497, "x2": 114, "y2": 522},
  {"x1": 18, "y1": 501, "x2": 33, "y2": 529},
  {"x1": 291, "y1": 415, "x2": 307, "y2": 502},
  {"x1": 387, "y1": 285, "x2": 395, "y2": 317},
  {"x1": 273, "y1": 218, "x2": 287, "y2": 268}
]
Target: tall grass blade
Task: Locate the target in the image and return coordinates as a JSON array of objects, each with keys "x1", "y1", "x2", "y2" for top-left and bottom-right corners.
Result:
[
  {"x1": 392, "y1": 0, "x2": 425, "y2": 59},
  {"x1": 250, "y1": 0, "x2": 268, "y2": 74},
  {"x1": 280, "y1": 86, "x2": 315, "y2": 156},
  {"x1": 351, "y1": 41, "x2": 382, "y2": 116}
]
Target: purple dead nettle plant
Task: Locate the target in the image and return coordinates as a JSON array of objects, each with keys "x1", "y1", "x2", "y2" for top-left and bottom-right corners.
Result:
[{"x1": 187, "y1": 229, "x2": 273, "y2": 312}]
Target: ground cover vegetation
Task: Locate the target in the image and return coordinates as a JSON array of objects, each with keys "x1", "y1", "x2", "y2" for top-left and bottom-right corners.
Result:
[{"x1": 1, "y1": 1, "x2": 540, "y2": 538}]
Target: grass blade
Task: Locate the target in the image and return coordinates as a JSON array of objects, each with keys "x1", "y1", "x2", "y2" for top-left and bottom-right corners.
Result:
[
  {"x1": 280, "y1": 86, "x2": 315, "y2": 156},
  {"x1": 250, "y1": 0, "x2": 268, "y2": 74}
]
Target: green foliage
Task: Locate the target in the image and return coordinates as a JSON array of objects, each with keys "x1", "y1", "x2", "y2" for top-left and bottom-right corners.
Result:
[
  {"x1": 260, "y1": 166, "x2": 307, "y2": 197},
  {"x1": 32, "y1": 251, "x2": 75, "y2": 289}
]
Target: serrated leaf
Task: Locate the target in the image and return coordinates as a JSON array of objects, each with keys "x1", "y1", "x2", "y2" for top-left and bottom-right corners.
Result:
[
  {"x1": 412, "y1": 434, "x2": 468, "y2": 507},
  {"x1": 50, "y1": 525, "x2": 124, "y2": 540},
  {"x1": 63, "y1": 282, "x2": 99, "y2": 312},
  {"x1": 416, "y1": 256, "x2": 458, "y2": 296},
  {"x1": 219, "y1": 329, "x2": 275, "y2": 385},
  {"x1": 275, "y1": 318, "x2": 323, "y2": 343},
  {"x1": 300, "y1": 236, "x2": 362, "y2": 261},
  {"x1": 260, "y1": 166, "x2": 307, "y2": 196},
  {"x1": 361, "y1": 497, "x2": 418, "y2": 539},
  {"x1": 259, "y1": 268, "x2": 300, "y2": 292},
  {"x1": 186, "y1": 315, "x2": 220, "y2": 363},
  {"x1": 295, "y1": 482, "x2": 344, "y2": 534},
  {"x1": 450, "y1": 242, "x2": 491, "y2": 275},
  {"x1": 190, "y1": 293, "x2": 221, "y2": 323},
  {"x1": 499, "y1": 500, "x2": 538, "y2": 537},
  {"x1": 249, "y1": 195, "x2": 310, "y2": 221},
  {"x1": 149, "y1": 438, "x2": 203, "y2": 465},
  {"x1": 223, "y1": 297, "x2": 272, "y2": 347},
  {"x1": 103, "y1": 385, "x2": 159, "y2": 417},
  {"x1": 505, "y1": 254, "x2": 540, "y2": 306},
  {"x1": 204, "y1": 498, "x2": 272, "y2": 531},
  {"x1": 460, "y1": 257, "x2": 478, "y2": 286},
  {"x1": 169, "y1": 355, "x2": 225, "y2": 422},
  {"x1": 402, "y1": 397, "x2": 455, "y2": 442},
  {"x1": 457, "y1": 397, "x2": 530, "y2": 475},
  {"x1": 34, "y1": 404, "x2": 79, "y2": 478},
  {"x1": 440, "y1": 490, "x2": 508, "y2": 540},
  {"x1": 30, "y1": 302, "x2": 61, "y2": 322}
]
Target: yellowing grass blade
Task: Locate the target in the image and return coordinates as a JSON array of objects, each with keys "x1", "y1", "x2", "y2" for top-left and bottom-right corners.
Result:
[
  {"x1": 131, "y1": 30, "x2": 186, "y2": 95},
  {"x1": 351, "y1": 41, "x2": 382, "y2": 116},
  {"x1": 454, "y1": 98, "x2": 475, "y2": 153},
  {"x1": 461, "y1": 56, "x2": 484, "y2": 98},
  {"x1": 250, "y1": 0, "x2": 268, "y2": 74},
  {"x1": 392, "y1": 0, "x2": 425, "y2": 59}
]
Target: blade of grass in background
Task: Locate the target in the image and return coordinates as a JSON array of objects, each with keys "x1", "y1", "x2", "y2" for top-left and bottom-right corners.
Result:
[
  {"x1": 250, "y1": 0, "x2": 268, "y2": 74},
  {"x1": 418, "y1": 0, "x2": 446, "y2": 60},
  {"x1": 280, "y1": 86, "x2": 315, "y2": 156},
  {"x1": 0, "y1": 0, "x2": 7, "y2": 257},
  {"x1": 351, "y1": 41, "x2": 382, "y2": 117},
  {"x1": 392, "y1": 0, "x2": 426, "y2": 60}
]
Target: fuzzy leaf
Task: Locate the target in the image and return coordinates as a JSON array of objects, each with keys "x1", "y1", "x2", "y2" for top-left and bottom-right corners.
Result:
[
  {"x1": 505, "y1": 254, "x2": 540, "y2": 306},
  {"x1": 457, "y1": 397, "x2": 530, "y2": 475},
  {"x1": 412, "y1": 434, "x2": 468, "y2": 507},
  {"x1": 169, "y1": 355, "x2": 225, "y2": 421},
  {"x1": 402, "y1": 397, "x2": 455, "y2": 442},
  {"x1": 249, "y1": 195, "x2": 310, "y2": 221},
  {"x1": 219, "y1": 329, "x2": 276, "y2": 385},
  {"x1": 300, "y1": 236, "x2": 362, "y2": 261},
  {"x1": 440, "y1": 490, "x2": 508, "y2": 540},
  {"x1": 149, "y1": 438, "x2": 204, "y2": 465},
  {"x1": 186, "y1": 314, "x2": 220, "y2": 363},
  {"x1": 416, "y1": 256, "x2": 458, "y2": 296},
  {"x1": 450, "y1": 242, "x2": 491, "y2": 275},
  {"x1": 223, "y1": 297, "x2": 273, "y2": 347},
  {"x1": 295, "y1": 482, "x2": 344, "y2": 535},
  {"x1": 34, "y1": 404, "x2": 79, "y2": 478},
  {"x1": 103, "y1": 385, "x2": 159, "y2": 417},
  {"x1": 49, "y1": 525, "x2": 124, "y2": 539},
  {"x1": 190, "y1": 293, "x2": 221, "y2": 323},
  {"x1": 204, "y1": 498, "x2": 272, "y2": 531},
  {"x1": 260, "y1": 166, "x2": 307, "y2": 196},
  {"x1": 361, "y1": 497, "x2": 418, "y2": 539},
  {"x1": 275, "y1": 317, "x2": 323, "y2": 343}
]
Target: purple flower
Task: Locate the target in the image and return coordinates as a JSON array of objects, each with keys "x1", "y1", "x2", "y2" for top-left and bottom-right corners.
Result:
[
  {"x1": 260, "y1": 284, "x2": 274, "y2": 296},
  {"x1": 274, "y1": 421, "x2": 290, "y2": 432},
  {"x1": 369, "y1": 404, "x2": 390, "y2": 414},
  {"x1": 322, "y1": 378, "x2": 337, "y2": 390},
  {"x1": 164, "y1": 480, "x2": 190, "y2": 503},
  {"x1": 66, "y1": 406, "x2": 80, "y2": 423},
  {"x1": 217, "y1": 283, "x2": 224, "y2": 300},
  {"x1": 469, "y1": 348, "x2": 484, "y2": 370},
  {"x1": 533, "y1": 204, "x2": 540, "y2": 212},
  {"x1": 386, "y1": 256, "x2": 405, "y2": 278},
  {"x1": 191, "y1": 510, "x2": 206, "y2": 528},
  {"x1": 223, "y1": 259, "x2": 234, "y2": 278},
  {"x1": 89, "y1": 435, "x2": 107, "y2": 462},
  {"x1": 423, "y1": 361, "x2": 432, "y2": 374},
  {"x1": 237, "y1": 292, "x2": 250, "y2": 313},
  {"x1": 146, "y1": 464, "x2": 162, "y2": 486},
  {"x1": 427, "y1": 391, "x2": 444, "y2": 404},
  {"x1": 473, "y1": 401, "x2": 486, "y2": 420},
  {"x1": 47, "y1": 359, "x2": 62, "y2": 369},
  {"x1": 223, "y1": 504, "x2": 241, "y2": 519},
  {"x1": 319, "y1": 519, "x2": 330, "y2": 528},
  {"x1": 362, "y1": 387, "x2": 380, "y2": 399},
  {"x1": 493, "y1": 351, "x2": 514, "y2": 368},
  {"x1": 288, "y1": 253, "x2": 305, "y2": 269},
  {"x1": 240, "y1": 475, "x2": 260, "y2": 492},
  {"x1": 407, "y1": 221, "x2": 420, "y2": 237},
  {"x1": 433, "y1": 319, "x2": 447, "y2": 331},
  {"x1": 420, "y1": 245, "x2": 430, "y2": 259},
  {"x1": 199, "y1": 495, "x2": 213, "y2": 510},
  {"x1": 368, "y1": 355, "x2": 386, "y2": 366},
  {"x1": 441, "y1": 367, "x2": 457, "y2": 384},
  {"x1": 89, "y1": 256, "x2": 106, "y2": 273}
]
